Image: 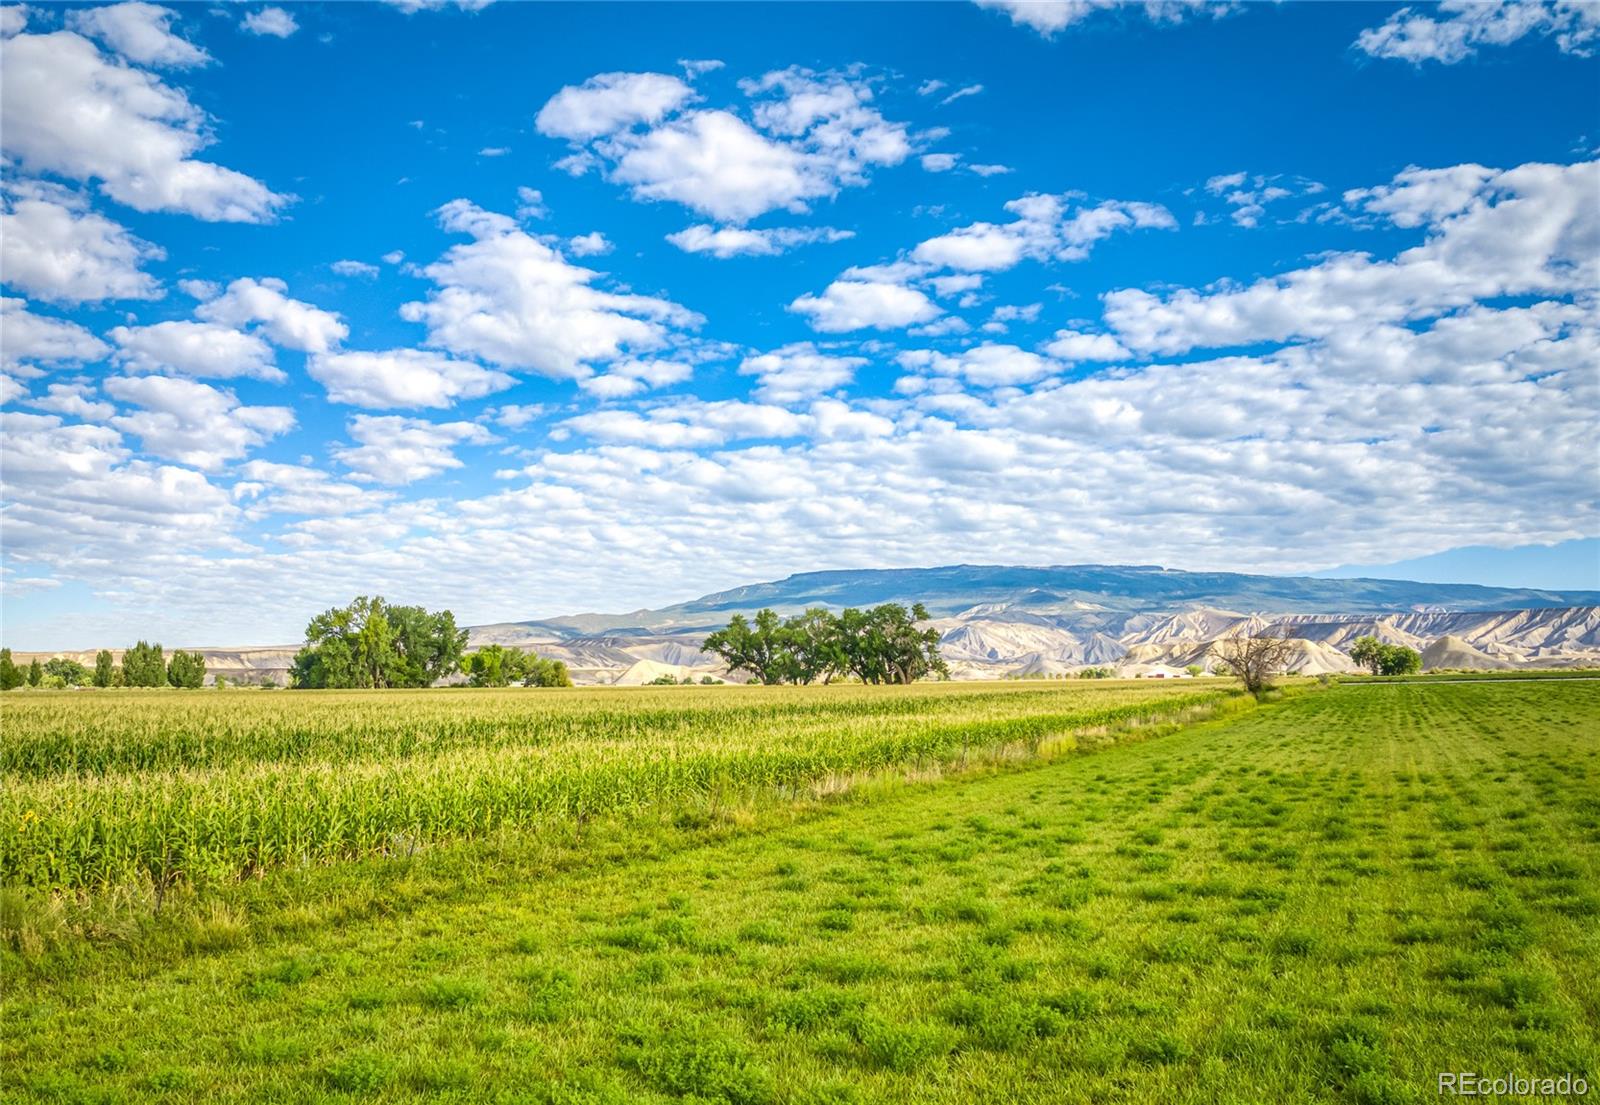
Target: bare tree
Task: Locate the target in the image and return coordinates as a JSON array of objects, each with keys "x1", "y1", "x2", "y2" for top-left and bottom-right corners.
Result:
[{"x1": 1208, "y1": 633, "x2": 1298, "y2": 699}]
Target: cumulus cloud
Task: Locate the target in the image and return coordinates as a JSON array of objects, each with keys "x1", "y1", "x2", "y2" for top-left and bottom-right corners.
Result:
[
  {"x1": 331, "y1": 259, "x2": 380, "y2": 278},
  {"x1": 0, "y1": 297, "x2": 111, "y2": 370},
  {"x1": 789, "y1": 192, "x2": 1172, "y2": 333},
  {"x1": 399, "y1": 199, "x2": 700, "y2": 377},
  {"x1": 666, "y1": 224, "x2": 853, "y2": 258},
  {"x1": 105, "y1": 375, "x2": 295, "y2": 470},
  {"x1": 0, "y1": 181, "x2": 165, "y2": 303},
  {"x1": 307, "y1": 349, "x2": 515, "y2": 409},
  {"x1": 1105, "y1": 159, "x2": 1599, "y2": 355},
  {"x1": 577, "y1": 358, "x2": 695, "y2": 399},
  {"x1": 333, "y1": 414, "x2": 495, "y2": 484},
  {"x1": 1041, "y1": 328, "x2": 1131, "y2": 362},
  {"x1": 537, "y1": 66, "x2": 912, "y2": 223},
  {"x1": 235, "y1": 460, "x2": 392, "y2": 517},
  {"x1": 898, "y1": 343, "x2": 1057, "y2": 387},
  {"x1": 790, "y1": 280, "x2": 943, "y2": 333},
  {"x1": 0, "y1": 29, "x2": 287, "y2": 221},
  {"x1": 535, "y1": 71, "x2": 696, "y2": 141},
  {"x1": 913, "y1": 194, "x2": 1176, "y2": 271},
  {"x1": 739, "y1": 343, "x2": 866, "y2": 403},
  {"x1": 1202, "y1": 171, "x2": 1323, "y2": 228},
  {"x1": 975, "y1": 0, "x2": 1232, "y2": 37},
  {"x1": 196, "y1": 277, "x2": 349, "y2": 352},
  {"x1": 1356, "y1": 0, "x2": 1600, "y2": 64},
  {"x1": 1, "y1": 411, "x2": 238, "y2": 562},
  {"x1": 109, "y1": 320, "x2": 283, "y2": 381},
  {"x1": 67, "y1": 2, "x2": 210, "y2": 67},
  {"x1": 240, "y1": 7, "x2": 298, "y2": 37},
  {"x1": 28, "y1": 382, "x2": 116, "y2": 422}
]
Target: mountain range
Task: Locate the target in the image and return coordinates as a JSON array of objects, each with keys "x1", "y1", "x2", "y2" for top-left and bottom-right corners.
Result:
[{"x1": 16, "y1": 565, "x2": 1600, "y2": 685}]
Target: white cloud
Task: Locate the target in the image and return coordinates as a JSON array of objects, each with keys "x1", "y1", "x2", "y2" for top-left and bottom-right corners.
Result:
[
  {"x1": 563, "y1": 399, "x2": 808, "y2": 448},
  {"x1": 308, "y1": 349, "x2": 515, "y2": 409},
  {"x1": 1202, "y1": 170, "x2": 1320, "y2": 228},
  {"x1": 515, "y1": 187, "x2": 548, "y2": 220},
  {"x1": 68, "y1": 2, "x2": 209, "y2": 67},
  {"x1": 976, "y1": 0, "x2": 1231, "y2": 36},
  {"x1": 105, "y1": 374, "x2": 294, "y2": 469},
  {"x1": 479, "y1": 146, "x2": 510, "y2": 157},
  {"x1": 383, "y1": 0, "x2": 495, "y2": 12},
  {"x1": 665, "y1": 223, "x2": 853, "y2": 258},
  {"x1": 539, "y1": 66, "x2": 912, "y2": 224},
  {"x1": 0, "y1": 30, "x2": 286, "y2": 221},
  {"x1": 235, "y1": 460, "x2": 391, "y2": 517},
  {"x1": 491, "y1": 404, "x2": 544, "y2": 429},
  {"x1": 1356, "y1": 0, "x2": 1600, "y2": 64},
  {"x1": 381, "y1": 250, "x2": 406, "y2": 266},
  {"x1": 0, "y1": 6, "x2": 27, "y2": 36},
  {"x1": 578, "y1": 358, "x2": 695, "y2": 399},
  {"x1": 941, "y1": 83, "x2": 984, "y2": 105},
  {"x1": 1105, "y1": 159, "x2": 1600, "y2": 355},
  {"x1": 399, "y1": 200, "x2": 700, "y2": 377},
  {"x1": 567, "y1": 231, "x2": 612, "y2": 257},
  {"x1": 331, "y1": 259, "x2": 380, "y2": 278},
  {"x1": 109, "y1": 320, "x2": 283, "y2": 381},
  {"x1": 0, "y1": 181, "x2": 165, "y2": 303},
  {"x1": 739, "y1": 343, "x2": 866, "y2": 404},
  {"x1": 333, "y1": 414, "x2": 495, "y2": 484},
  {"x1": 968, "y1": 163, "x2": 1013, "y2": 177},
  {"x1": 240, "y1": 6, "x2": 298, "y2": 37},
  {"x1": 914, "y1": 194, "x2": 1176, "y2": 272},
  {"x1": 898, "y1": 343, "x2": 1056, "y2": 387},
  {"x1": 604, "y1": 110, "x2": 813, "y2": 223},
  {"x1": 196, "y1": 277, "x2": 349, "y2": 352},
  {"x1": 921, "y1": 153, "x2": 960, "y2": 173},
  {"x1": 0, "y1": 297, "x2": 111, "y2": 370},
  {"x1": 1041, "y1": 328, "x2": 1131, "y2": 362},
  {"x1": 790, "y1": 280, "x2": 942, "y2": 333},
  {"x1": 535, "y1": 71, "x2": 696, "y2": 141},
  {"x1": 29, "y1": 382, "x2": 116, "y2": 422}
]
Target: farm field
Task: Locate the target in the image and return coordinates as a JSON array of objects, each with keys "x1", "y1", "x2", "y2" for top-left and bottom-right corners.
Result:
[{"x1": 4, "y1": 681, "x2": 1599, "y2": 1103}]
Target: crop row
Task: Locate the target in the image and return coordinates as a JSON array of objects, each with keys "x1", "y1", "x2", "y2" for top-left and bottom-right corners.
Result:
[{"x1": 1, "y1": 684, "x2": 1234, "y2": 889}]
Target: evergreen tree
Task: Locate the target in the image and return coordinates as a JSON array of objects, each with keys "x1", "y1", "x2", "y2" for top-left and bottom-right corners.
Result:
[
  {"x1": 94, "y1": 649, "x2": 115, "y2": 688},
  {"x1": 27, "y1": 658, "x2": 43, "y2": 687}
]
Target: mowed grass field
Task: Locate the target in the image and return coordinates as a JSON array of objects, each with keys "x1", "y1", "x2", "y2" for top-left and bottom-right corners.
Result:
[{"x1": 4, "y1": 681, "x2": 1598, "y2": 1103}]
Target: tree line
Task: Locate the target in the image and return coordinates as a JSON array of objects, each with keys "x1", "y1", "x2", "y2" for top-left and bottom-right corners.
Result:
[
  {"x1": 289, "y1": 596, "x2": 570, "y2": 689},
  {"x1": 0, "y1": 643, "x2": 206, "y2": 690},
  {"x1": 701, "y1": 603, "x2": 949, "y2": 685}
]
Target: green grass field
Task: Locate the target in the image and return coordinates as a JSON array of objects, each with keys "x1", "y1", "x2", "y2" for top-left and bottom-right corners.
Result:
[{"x1": 4, "y1": 681, "x2": 1597, "y2": 1103}]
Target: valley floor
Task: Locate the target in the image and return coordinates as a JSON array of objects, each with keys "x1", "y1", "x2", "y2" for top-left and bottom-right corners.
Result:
[{"x1": 5, "y1": 682, "x2": 1599, "y2": 1103}]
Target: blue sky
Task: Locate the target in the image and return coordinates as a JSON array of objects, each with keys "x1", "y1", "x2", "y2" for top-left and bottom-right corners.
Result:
[{"x1": 2, "y1": 0, "x2": 1597, "y2": 648}]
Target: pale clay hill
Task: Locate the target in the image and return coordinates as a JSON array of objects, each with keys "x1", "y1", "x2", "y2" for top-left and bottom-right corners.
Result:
[
  {"x1": 15, "y1": 566, "x2": 1600, "y2": 687},
  {"x1": 14, "y1": 566, "x2": 1600, "y2": 685}
]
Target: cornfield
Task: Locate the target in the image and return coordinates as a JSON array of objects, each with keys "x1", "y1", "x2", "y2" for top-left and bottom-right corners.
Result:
[{"x1": 1, "y1": 682, "x2": 1236, "y2": 890}]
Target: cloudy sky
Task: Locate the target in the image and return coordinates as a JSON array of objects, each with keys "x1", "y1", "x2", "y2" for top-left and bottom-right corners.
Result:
[{"x1": 1, "y1": 0, "x2": 1597, "y2": 648}]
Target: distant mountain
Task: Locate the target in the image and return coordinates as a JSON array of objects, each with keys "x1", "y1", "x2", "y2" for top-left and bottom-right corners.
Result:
[
  {"x1": 17, "y1": 565, "x2": 1598, "y2": 686},
  {"x1": 493, "y1": 564, "x2": 1600, "y2": 638},
  {"x1": 462, "y1": 564, "x2": 1600, "y2": 684}
]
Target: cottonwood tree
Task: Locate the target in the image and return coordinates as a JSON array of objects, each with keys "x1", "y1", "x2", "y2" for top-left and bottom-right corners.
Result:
[
  {"x1": 1209, "y1": 633, "x2": 1297, "y2": 699},
  {"x1": 703, "y1": 603, "x2": 948, "y2": 685},
  {"x1": 460, "y1": 644, "x2": 572, "y2": 687},
  {"x1": 94, "y1": 649, "x2": 115, "y2": 688},
  {"x1": 0, "y1": 649, "x2": 23, "y2": 691},
  {"x1": 166, "y1": 650, "x2": 207, "y2": 689},
  {"x1": 122, "y1": 641, "x2": 166, "y2": 687},
  {"x1": 291, "y1": 597, "x2": 468, "y2": 688},
  {"x1": 1348, "y1": 635, "x2": 1422, "y2": 675}
]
